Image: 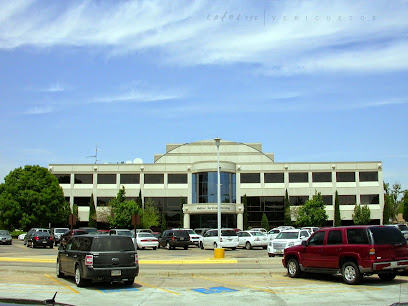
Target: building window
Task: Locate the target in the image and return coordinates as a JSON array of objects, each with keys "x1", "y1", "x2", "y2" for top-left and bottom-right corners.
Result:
[
  {"x1": 264, "y1": 173, "x2": 284, "y2": 183},
  {"x1": 360, "y1": 194, "x2": 379, "y2": 204},
  {"x1": 240, "y1": 173, "x2": 260, "y2": 183},
  {"x1": 359, "y1": 172, "x2": 378, "y2": 182},
  {"x1": 312, "y1": 172, "x2": 332, "y2": 183},
  {"x1": 243, "y1": 196, "x2": 285, "y2": 227},
  {"x1": 168, "y1": 174, "x2": 187, "y2": 184},
  {"x1": 336, "y1": 172, "x2": 355, "y2": 182},
  {"x1": 193, "y1": 172, "x2": 236, "y2": 203},
  {"x1": 54, "y1": 174, "x2": 70, "y2": 184},
  {"x1": 289, "y1": 172, "x2": 308, "y2": 183},
  {"x1": 144, "y1": 174, "x2": 164, "y2": 184},
  {"x1": 290, "y1": 196, "x2": 309, "y2": 206},
  {"x1": 338, "y1": 195, "x2": 356, "y2": 205},
  {"x1": 74, "y1": 174, "x2": 93, "y2": 184},
  {"x1": 120, "y1": 174, "x2": 140, "y2": 184},
  {"x1": 97, "y1": 197, "x2": 114, "y2": 207},
  {"x1": 97, "y1": 174, "x2": 116, "y2": 184},
  {"x1": 74, "y1": 196, "x2": 91, "y2": 207},
  {"x1": 322, "y1": 195, "x2": 333, "y2": 205}
]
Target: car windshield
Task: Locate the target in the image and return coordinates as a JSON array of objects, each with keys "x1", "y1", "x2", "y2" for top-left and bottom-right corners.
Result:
[
  {"x1": 250, "y1": 232, "x2": 266, "y2": 236},
  {"x1": 55, "y1": 229, "x2": 68, "y2": 234},
  {"x1": 370, "y1": 227, "x2": 407, "y2": 245},
  {"x1": 221, "y1": 230, "x2": 237, "y2": 236},
  {"x1": 117, "y1": 230, "x2": 132, "y2": 237},
  {"x1": 269, "y1": 230, "x2": 280, "y2": 234},
  {"x1": 0, "y1": 230, "x2": 9, "y2": 235},
  {"x1": 276, "y1": 232, "x2": 299, "y2": 239},
  {"x1": 36, "y1": 232, "x2": 49, "y2": 237}
]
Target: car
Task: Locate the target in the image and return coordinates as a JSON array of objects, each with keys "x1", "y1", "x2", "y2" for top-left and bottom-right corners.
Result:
[
  {"x1": 24, "y1": 228, "x2": 50, "y2": 245},
  {"x1": 301, "y1": 227, "x2": 320, "y2": 234},
  {"x1": 0, "y1": 230, "x2": 12, "y2": 245},
  {"x1": 283, "y1": 225, "x2": 408, "y2": 285},
  {"x1": 135, "y1": 232, "x2": 159, "y2": 250},
  {"x1": 172, "y1": 228, "x2": 202, "y2": 246},
  {"x1": 159, "y1": 229, "x2": 190, "y2": 250},
  {"x1": 237, "y1": 230, "x2": 269, "y2": 249},
  {"x1": 267, "y1": 229, "x2": 311, "y2": 257},
  {"x1": 97, "y1": 229, "x2": 110, "y2": 235},
  {"x1": 194, "y1": 228, "x2": 211, "y2": 236},
  {"x1": 18, "y1": 233, "x2": 27, "y2": 240},
  {"x1": 200, "y1": 228, "x2": 239, "y2": 250},
  {"x1": 109, "y1": 229, "x2": 136, "y2": 245},
  {"x1": 250, "y1": 228, "x2": 268, "y2": 234},
  {"x1": 78, "y1": 227, "x2": 98, "y2": 234},
  {"x1": 26, "y1": 231, "x2": 54, "y2": 248},
  {"x1": 136, "y1": 229, "x2": 153, "y2": 234},
  {"x1": 267, "y1": 228, "x2": 283, "y2": 240},
  {"x1": 51, "y1": 228, "x2": 69, "y2": 245},
  {"x1": 56, "y1": 234, "x2": 139, "y2": 287},
  {"x1": 60, "y1": 229, "x2": 88, "y2": 246},
  {"x1": 387, "y1": 224, "x2": 408, "y2": 240}
]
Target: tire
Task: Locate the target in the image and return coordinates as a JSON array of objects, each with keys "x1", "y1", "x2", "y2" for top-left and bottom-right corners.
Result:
[
  {"x1": 263, "y1": 246, "x2": 267, "y2": 249},
  {"x1": 341, "y1": 261, "x2": 362, "y2": 285},
  {"x1": 213, "y1": 242, "x2": 218, "y2": 249},
  {"x1": 56, "y1": 260, "x2": 64, "y2": 278},
  {"x1": 245, "y1": 242, "x2": 252, "y2": 250},
  {"x1": 50, "y1": 245, "x2": 53, "y2": 249},
  {"x1": 124, "y1": 278, "x2": 135, "y2": 286},
  {"x1": 200, "y1": 242, "x2": 204, "y2": 249},
  {"x1": 75, "y1": 265, "x2": 88, "y2": 287},
  {"x1": 153, "y1": 247, "x2": 157, "y2": 250},
  {"x1": 268, "y1": 254, "x2": 275, "y2": 257},
  {"x1": 184, "y1": 246, "x2": 188, "y2": 250},
  {"x1": 231, "y1": 247, "x2": 236, "y2": 250},
  {"x1": 287, "y1": 258, "x2": 301, "y2": 278},
  {"x1": 378, "y1": 273, "x2": 397, "y2": 281},
  {"x1": 166, "y1": 242, "x2": 171, "y2": 250}
]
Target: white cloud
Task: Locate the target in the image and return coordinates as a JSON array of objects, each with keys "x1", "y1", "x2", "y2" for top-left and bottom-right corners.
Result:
[{"x1": 24, "y1": 105, "x2": 54, "y2": 115}]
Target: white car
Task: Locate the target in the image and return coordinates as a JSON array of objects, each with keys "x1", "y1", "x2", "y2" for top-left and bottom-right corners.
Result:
[
  {"x1": 267, "y1": 228, "x2": 283, "y2": 240},
  {"x1": 18, "y1": 233, "x2": 27, "y2": 240},
  {"x1": 301, "y1": 227, "x2": 320, "y2": 234},
  {"x1": 237, "y1": 231, "x2": 269, "y2": 249},
  {"x1": 250, "y1": 228, "x2": 268, "y2": 234},
  {"x1": 200, "y1": 229, "x2": 239, "y2": 250},
  {"x1": 109, "y1": 229, "x2": 136, "y2": 245},
  {"x1": 267, "y1": 229, "x2": 311, "y2": 257},
  {"x1": 173, "y1": 228, "x2": 202, "y2": 246},
  {"x1": 136, "y1": 232, "x2": 159, "y2": 250}
]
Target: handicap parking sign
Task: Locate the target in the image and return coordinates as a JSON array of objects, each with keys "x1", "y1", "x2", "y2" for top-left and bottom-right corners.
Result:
[{"x1": 191, "y1": 286, "x2": 238, "y2": 295}]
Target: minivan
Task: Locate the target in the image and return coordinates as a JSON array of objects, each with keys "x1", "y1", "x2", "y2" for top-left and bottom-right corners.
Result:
[
  {"x1": 200, "y1": 229, "x2": 239, "y2": 250},
  {"x1": 159, "y1": 229, "x2": 190, "y2": 250}
]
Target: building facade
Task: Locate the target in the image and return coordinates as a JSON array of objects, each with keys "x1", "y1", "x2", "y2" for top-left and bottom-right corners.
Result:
[{"x1": 49, "y1": 140, "x2": 384, "y2": 229}]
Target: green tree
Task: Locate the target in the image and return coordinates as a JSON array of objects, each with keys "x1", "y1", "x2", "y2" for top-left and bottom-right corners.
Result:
[
  {"x1": 391, "y1": 183, "x2": 402, "y2": 221},
  {"x1": 296, "y1": 191, "x2": 328, "y2": 227},
  {"x1": 284, "y1": 189, "x2": 291, "y2": 225},
  {"x1": 261, "y1": 213, "x2": 269, "y2": 231},
  {"x1": 0, "y1": 165, "x2": 70, "y2": 231},
  {"x1": 161, "y1": 213, "x2": 167, "y2": 232},
  {"x1": 179, "y1": 197, "x2": 185, "y2": 228},
  {"x1": 334, "y1": 191, "x2": 341, "y2": 226},
  {"x1": 137, "y1": 189, "x2": 142, "y2": 208},
  {"x1": 383, "y1": 182, "x2": 392, "y2": 224},
  {"x1": 141, "y1": 198, "x2": 160, "y2": 229},
  {"x1": 242, "y1": 194, "x2": 248, "y2": 230},
  {"x1": 353, "y1": 204, "x2": 371, "y2": 225},
  {"x1": 402, "y1": 190, "x2": 408, "y2": 222},
  {"x1": 108, "y1": 186, "x2": 142, "y2": 228},
  {"x1": 88, "y1": 194, "x2": 97, "y2": 228}
]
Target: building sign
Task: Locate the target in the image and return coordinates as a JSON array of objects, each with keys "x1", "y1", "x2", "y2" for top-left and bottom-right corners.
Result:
[{"x1": 187, "y1": 204, "x2": 240, "y2": 214}]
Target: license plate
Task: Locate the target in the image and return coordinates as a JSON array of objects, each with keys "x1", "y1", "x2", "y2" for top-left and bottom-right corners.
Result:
[
  {"x1": 42, "y1": 241, "x2": 47, "y2": 243},
  {"x1": 276, "y1": 249, "x2": 283, "y2": 254},
  {"x1": 390, "y1": 261, "x2": 397, "y2": 267},
  {"x1": 180, "y1": 238, "x2": 184, "y2": 240},
  {"x1": 111, "y1": 270, "x2": 121, "y2": 276}
]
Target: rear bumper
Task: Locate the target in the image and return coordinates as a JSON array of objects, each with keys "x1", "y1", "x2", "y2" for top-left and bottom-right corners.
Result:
[
  {"x1": 360, "y1": 259, "x2": 408, "y2": 273},
  {"x1": 83, "y1": 265, "x2": 139, "y2": 282}
]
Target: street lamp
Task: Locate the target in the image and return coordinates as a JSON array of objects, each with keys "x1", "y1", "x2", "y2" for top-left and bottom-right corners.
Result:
[{"x1": 214, "y1": 138, "x2": 221, "y2": 249}]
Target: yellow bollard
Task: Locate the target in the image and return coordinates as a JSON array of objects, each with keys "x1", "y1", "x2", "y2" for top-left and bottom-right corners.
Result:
[{"x1": 214, "y1": 248, "x2": 225, "y2": 259}]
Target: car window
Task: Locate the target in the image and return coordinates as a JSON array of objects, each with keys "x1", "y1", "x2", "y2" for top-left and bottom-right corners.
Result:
[
  {"x1": 79, "y1": 237, "x2": 92, "y2": 251},
  {"x1": 71, "y1": 238, "x2": 81, "y2": 250},
  {"x1": 308, "y1": 231, "x2": 325, "y2": 246},
  {"x1": 398, "y1": 225, "x2": 408, "y2": 231},
  {"x1": 327, "y1": 230, "x2": 343, "y2": 245},
  {"x1": 347, "y1": 228, "x2": 369, "y2": 244},
  {"x1": 117, "y1": 230, "x2": 132, "y2": 237},
  {"x1": 91, "y1": 237, "x2": 135, "y2": 252},
  {"x1": 300, "y1": 231, "x2": 309, "y2": 237},
  {"x1": 369, "y1": 227, "x2": 406, "y2": 245},
  {"x1": 138, "y1": 233, "x2": 154, "y2": 238},
  {"x1": 221, "y1": 230, "x2": 237, "y2": 236}
]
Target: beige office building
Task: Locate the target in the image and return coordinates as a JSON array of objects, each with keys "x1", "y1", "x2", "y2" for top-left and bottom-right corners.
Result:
[{"x1": 49, "y1": 139, "x2": 384, "y2": 229}]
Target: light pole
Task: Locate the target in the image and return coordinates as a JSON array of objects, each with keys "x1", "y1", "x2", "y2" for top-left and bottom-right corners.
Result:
[{"x1": 214, "y1": 138, "x2": 221, "y2": 249}]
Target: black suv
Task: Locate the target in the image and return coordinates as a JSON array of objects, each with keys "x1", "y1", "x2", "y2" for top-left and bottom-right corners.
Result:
[
  {"x1": 57, "y1": 235, "x2": 139, "y2": 287},
  {"x1": 159, "y1": 230, "x2": 190, "y2": 250}
]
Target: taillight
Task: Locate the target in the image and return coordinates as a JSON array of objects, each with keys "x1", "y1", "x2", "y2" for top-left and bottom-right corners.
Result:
[
  {"x1": 172, "y1": 236, "x2": 175, "y2": 241},
  {"x1": 85, "y1": 255, "x2": 93, "y2": 266},
  {"x1": 369, "y1": 248, "x2": 376, "y2": 260},
  {"x1": 220, "y1": 237, "x2": 223, "y2": 242},
  {"x1": 50, "y1": 236, "x2": 53, "y2": 240},
  {"x1": 135, "y1": 253, "x2": 139, "y2": 265},
  {"x1": 34, "y1": 237, "x2": 39, "y2": 241}
]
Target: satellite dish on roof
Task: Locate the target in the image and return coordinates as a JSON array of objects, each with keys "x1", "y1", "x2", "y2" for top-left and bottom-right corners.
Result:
[{"x1": 133, "y1": 158, "x2": 143, "y2": 164}]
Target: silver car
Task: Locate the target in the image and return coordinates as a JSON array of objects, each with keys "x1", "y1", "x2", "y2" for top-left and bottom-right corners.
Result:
[{"x1": 0, "y1": 230, "x2": 12, "y2": 245}]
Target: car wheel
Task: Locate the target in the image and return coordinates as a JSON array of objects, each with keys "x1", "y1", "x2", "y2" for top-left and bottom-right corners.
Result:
[
  {"x1": 287, "y1": 258, "x2": 301, "y2": 278},
  {"x1": 230, "y1": 247, "x2": 236, "y2": 250},
  {"x1": 245, "y1": 242, "x2": 252, "y2": 250},
  {"x1": 200, "y1": 242, "x2": 204, "y2": 249},
  {"x1": 263, "y1": 246, "x2": 267, "y2": 249},
  {"x1": 166, "y1": 242, "x2": 171, "y2": 250},
  {"x1": 50, "y1": 245, "x2": 53, "y2": 249},
  {"x1": 341, "y1": 261, "x2": 362, "y2": 285},
  {"x1": 75, "y1": 265, "x2": 88, "y2": 287},
  {"x1": 268, "y1": 254, "x2": 275, "y2": 257},
  {"x1": 378, "y1": 273, "x2": 397, "y2": 281},
  {"x1": 153, "y1": 247, "x2": 157, "y2": 250},
  {"x1": 213, "y1": 242, "x2": 218, "y2": 249},
  {"x1": 184, "y1": 246, "x2": 188, "y2": 250},
  {"x1": 124, "y1": 278, "x2": 135, "y2": 286},
  {"x1": 56, "y1": 260, "x2": 64, "y2": 278}
]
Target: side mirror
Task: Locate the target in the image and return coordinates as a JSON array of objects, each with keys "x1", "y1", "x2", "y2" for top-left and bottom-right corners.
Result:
[{"x1": 301, "y1": 240, "x2": 308, "y2": 246}]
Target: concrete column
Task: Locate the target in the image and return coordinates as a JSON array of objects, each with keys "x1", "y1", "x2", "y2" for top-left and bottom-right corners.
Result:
[
  {"x1": 184, "y1": 213, "x2": 190, "y2": 229},
  {"x1": 237, "y1": 213, "x2": 243, "y2": 231}
]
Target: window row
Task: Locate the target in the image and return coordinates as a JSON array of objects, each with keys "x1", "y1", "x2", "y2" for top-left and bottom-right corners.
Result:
[
  {"x1": 241, "y1": 171, "x2": 378, "y2": 183},
  {"x1": 54, "y1": 173, "x2": 187, "y2": 185}
]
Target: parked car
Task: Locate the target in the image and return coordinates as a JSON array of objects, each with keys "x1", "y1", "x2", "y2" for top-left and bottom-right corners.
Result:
[
  {"x1": 283, "y1": 225, "x2": 408, "y2": 285},
  {"x1": 387, "y1": 224, "x2": 408, "y2": 240},
  {"x1": 250, "y1": 228, "x2": 268, "y2": 234},
  {"x1": 268, "y1": 229, "x2": 311, "y2": 257},
  {"x1": 24, "y1": 228, "x2": 50, "y2": 245},
  {"x1": 172, "y1": 228, "x2": 202, "y2": 246},
  {"x1": 301, "y1": 227, "x2": 320, "y2": 234},
  {"x1": 194, "y1": 228, "x2": 211, "y2": 236},
  {"x1": 78, "y1": 227, "x2": 98, "y2": 234},
  {"x1": 60, "y1": 229, "x2": 88, "y2": 246},
  {"x1": 51, "y1": 228, "x2": 69, "y2": 246},
  {"x1": 18, "y1": 233, "x2": 27, "y2": 240},
  {"x1": 56, "y1": 234, "x2": 139, "y2": 287},
  {"x1": 98, "y1": 229, "x2": 110, "y2": 235},
  {"x1": 110, "y1": 229, "x2": 136, "y2": 245},
  {"x1": 267, "y1": 228, "x2": 283, "y2": 240},
  {"x1": 0, "y1": 230, "x2": 12, "y2": 245},
  {"x1": 26, "y1": 231, "x2": 54, "y2": 248},
  {"x1": 159, "y1": 229, "x2": 190, "y2": 250},
  {"x1": 237, "y1": 231, "x2": 269, "y2": 249},
  {"x1": 200, "y1": 228, "x2": 239, "y2": 250},
  {"x1": 135, "y1": 232, "x2": 159, "y2": 250}
]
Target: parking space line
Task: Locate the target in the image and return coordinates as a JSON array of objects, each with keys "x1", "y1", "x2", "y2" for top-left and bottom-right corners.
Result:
[
  {"x1": 135, "y1": 280, "x2": 180, "y2": 295},
  {"x1": 44, "y1": 274, "x2": 79, "y2": 294}
]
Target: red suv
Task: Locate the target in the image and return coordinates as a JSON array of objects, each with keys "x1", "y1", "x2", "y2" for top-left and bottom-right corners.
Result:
[{"x1": 282, "y1": 225, "x2": 408, "y2": 285}]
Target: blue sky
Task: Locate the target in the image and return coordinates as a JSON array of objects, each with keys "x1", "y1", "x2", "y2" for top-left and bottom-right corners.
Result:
[{"x1": 0, "y1": 0, "x2": 407, "y2": 190}]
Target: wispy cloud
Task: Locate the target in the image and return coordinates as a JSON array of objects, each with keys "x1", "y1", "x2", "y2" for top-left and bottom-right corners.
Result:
[
  {"x1": 24, "y1": 105, "x2": 54, "y2": 115},
  {"x1": 25, "y1": 82, "x2": 71, "y2": 93},
  {"x1": 0, "y1": 1, "x2": 407, "y2": 75}
]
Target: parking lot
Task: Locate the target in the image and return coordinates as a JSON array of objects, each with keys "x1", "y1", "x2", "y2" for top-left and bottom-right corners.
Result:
[{"x1": 1, "y1": 241, "x2": 408, "y2": 305}]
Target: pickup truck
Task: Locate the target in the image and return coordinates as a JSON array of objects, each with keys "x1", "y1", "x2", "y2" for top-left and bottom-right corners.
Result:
[{"x1": 282, "y1": 225, "x2": 408, "y2": 285}]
